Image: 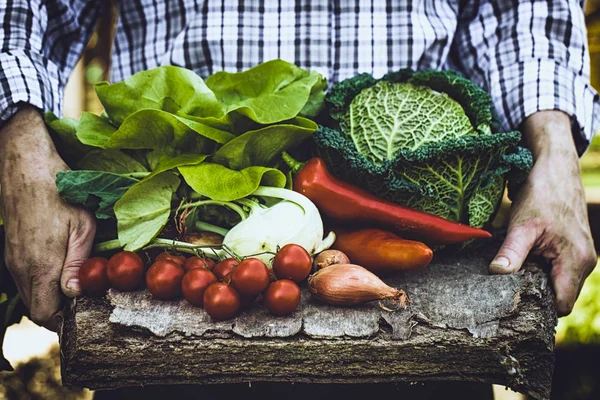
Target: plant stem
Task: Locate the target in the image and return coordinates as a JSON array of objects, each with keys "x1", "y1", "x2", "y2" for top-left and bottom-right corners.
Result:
[
  {"x1": 195, "y1": 221, "x2": 229, "y2": 237},
  {"x1": 281, "y1": 151, "x2": 305, "y2": 174},
  {"x1": 93, "y1": 239, "x2": 123, "y2": 253},
  {"x1": 125, "y1": 172, "x2": 151, "y2": 179},
  {"x1": 252, "y1": 186, "x2": 315, "y2": 214},
  {"x1": 234, "y1": 197, "x2": 265, "y2": 213},
  {"x1": 184, "y1": 199, "x2": 248, "y2": 220}
]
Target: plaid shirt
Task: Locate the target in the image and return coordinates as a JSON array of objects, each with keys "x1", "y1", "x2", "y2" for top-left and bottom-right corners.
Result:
[{"x1": 1, "y1": 0, "x2": 599, "y2": 153}]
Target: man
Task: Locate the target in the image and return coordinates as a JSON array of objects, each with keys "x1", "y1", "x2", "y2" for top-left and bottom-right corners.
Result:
[{"x1": 0, "y1": 0, "x2": 598, "y2": 333}]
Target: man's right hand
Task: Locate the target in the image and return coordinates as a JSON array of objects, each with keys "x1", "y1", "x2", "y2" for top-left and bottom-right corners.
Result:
[{"x1": 0, "y1": 106, "x2": 95, "y2": 331}]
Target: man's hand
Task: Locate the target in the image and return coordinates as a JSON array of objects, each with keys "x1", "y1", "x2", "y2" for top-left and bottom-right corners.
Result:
[
  {"x1": 0, "y1": 106, "x2": 95, "y2": 330},
  {"x1": 490, "y1": 110, "x2": 597, "y2": 316}
]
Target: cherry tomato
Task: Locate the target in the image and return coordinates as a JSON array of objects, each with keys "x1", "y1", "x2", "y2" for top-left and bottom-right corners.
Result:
[
  {"x1": 107, "y1": 251, "x2": 145, "y2": 291},
  {"x1": 79, "y1": 257, "x2": 110, "y2": 296},
  {"x1": 181, "y1": 268, "x2": 218, "y2": 306},
  {"x1": 184, "y1": 256, "x2": 216, "y2": 272},
  {"x1": 273, "y1": 244, "x2": 312, "y2": 283},
  {"x1": 231, "y1": 258, "x2": 270, "y2": 296},
  {"x1": 213, "y1": 258, "x2": 238, "y2": 281},
  {"x1": 263, "y1": 280, "x2": 301, "y2": 316},
  {"x1": 146, "y1": 260, "x2": 185, "y2": 300},
  {"x1": 155, "y1": 252, "x2": 186, "y2": 268},
  {"x1": 203, "y1": 283, "x2": 241, "y2": 320}
]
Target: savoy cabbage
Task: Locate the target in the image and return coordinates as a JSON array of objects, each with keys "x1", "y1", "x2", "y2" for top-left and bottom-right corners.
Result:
[{"x1": 315, "y1": 69, "x2": 532, "y2": 228}]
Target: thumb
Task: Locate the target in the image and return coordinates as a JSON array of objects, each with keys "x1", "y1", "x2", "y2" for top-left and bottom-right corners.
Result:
[
  {"x1": 60, "y1": 214, "x2": 96, "y2": 297},
  {"x1": 490, "y1": 224, "x2": 538, "y2": 274}
]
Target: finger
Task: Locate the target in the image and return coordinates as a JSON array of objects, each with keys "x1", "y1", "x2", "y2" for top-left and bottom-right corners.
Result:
[
  {"x1": 490, "y1": 224, "x2": 538, "y2": 274},
  {"x1": 551, "y1": 261, "x2": 583, "y2": 317},
  {"x1": 551, "y1": 249, "x2": 597, "y2": 317},
  {"x1": 60, "y1": 213, "x2": 96, "y2": 298},
  {"x1": 29, "y1": 267, "x2": 63, "y2": 330}
]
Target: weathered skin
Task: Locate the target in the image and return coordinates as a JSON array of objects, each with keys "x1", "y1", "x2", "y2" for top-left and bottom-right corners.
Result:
[
  {"x1": 490, "y1": 110, "x2": 597, "y2": 317},
  {"x1": 0, "y1": 106, "x2": 95, "y2": 331}
]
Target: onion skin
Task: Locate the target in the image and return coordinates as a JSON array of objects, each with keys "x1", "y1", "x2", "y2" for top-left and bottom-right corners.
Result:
[
  {"x1": 313, "y1": 250, "x2": 351, "y2": 270},
  {"x1": 307, "y1": 264, "x2": 406, "y2": 306}
]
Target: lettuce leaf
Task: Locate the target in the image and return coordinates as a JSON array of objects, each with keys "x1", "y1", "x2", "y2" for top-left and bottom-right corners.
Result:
[
  {"x1": 114, "y1": 172, "x2": 181, "y2": 251},
  {"x1": 56, "y1": 171, "x2": 139, "y2": 219},
  {"x1": 179, "y1": 163, "x2": 286, "y2": 201}
]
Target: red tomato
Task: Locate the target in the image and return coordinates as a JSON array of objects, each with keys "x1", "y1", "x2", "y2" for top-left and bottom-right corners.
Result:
[
  {"x1": 79, "y1": 257, "x2": 110, "y2": 296},
  {"x1": 203, "y1": 283, "x2": 241, "y2": 320},
  {"x1": 231, "y1": 258, "x2": 270, "y2": 296},
  {"x1": 263, "y1": 280, "x2": 301, "y2": 316},
  {"x1": 155, "y1": 252, "x2": 187, "y2": 268},
  {"x1": 213, "y1": 258, "x2": 238, "y2": 281},
  {"x1": 181, "y1": 268, "x2": 218, "y2": 306},
  {"x1": 146, "y1": 260, "x2": 185, "y2": 300},
  {"x1": 107, "y1": 251, "x2": 145, "y2": 291},
  {"x1": 184, "y1": 256, "x2": 216, "y2": 272},
  {"x1": 272, "y1": 244, "x2": 312, "y2": 283}
]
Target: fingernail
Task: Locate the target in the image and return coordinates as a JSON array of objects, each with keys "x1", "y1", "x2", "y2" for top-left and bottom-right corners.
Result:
[
  {"x1": 66, "y1": 279, "x2": 80, "y2": 292},
  {"x1": 490, "y1": 257, "x2": 510, "y2": 270}
]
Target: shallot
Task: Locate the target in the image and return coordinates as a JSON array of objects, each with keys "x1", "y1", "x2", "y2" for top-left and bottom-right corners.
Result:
[{"x1": 307, "y1": 264, "x2": 407, "y2": 307}]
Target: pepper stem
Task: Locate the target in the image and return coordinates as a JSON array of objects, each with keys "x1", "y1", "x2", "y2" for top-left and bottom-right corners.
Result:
[{"x1": 281, "y1": 151, "x2": 305, "y2": 174}]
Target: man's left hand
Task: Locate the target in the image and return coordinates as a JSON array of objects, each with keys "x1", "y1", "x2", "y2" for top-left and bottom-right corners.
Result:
[{"x1": 490, "y1": 110, "x2": 597, "y2": 316}]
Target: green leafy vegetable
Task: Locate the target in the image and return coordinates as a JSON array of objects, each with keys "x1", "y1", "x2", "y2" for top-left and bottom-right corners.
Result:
[
  {"x1": 316, "y1": 69, "x2": 532, "y2": 228},
  {"x1": 56, "y1": 171, "x2": 139, "y2": 219},
  {"x1": 76, "y1": 112, "x2": 117, "y2": 147},
  {"x1": 179, "y1": 163, "x2": 287, "y2": 201},
  {"x1": 48, "y1": 60, "x2": 326, "y2": 251},
  {"x1": 77, "y1": 149, "x2": 148, "y2": 173},
  {"x1": 206, "y1": 59, "x2": 326, "y2": 123},
  {"x1": 212, "y1": 117, "x2": 317, "y2": 170},
  {"x1": 114, "y1": 172, "x2": 181, "y2": 251},
  {"x1": 104, "y1": 110, "x2": 229, "y2": 152},
  {"x1": 95, "y1": 65, "x2": 224, "y2": 125},
  {"x1": 341, "y1": 81, "x2": 476, "y2": 164}
]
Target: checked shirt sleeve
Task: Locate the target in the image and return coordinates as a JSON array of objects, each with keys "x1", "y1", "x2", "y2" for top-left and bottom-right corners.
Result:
[
  {"x1": 0, "y1": 0, "x2": 103, "y2": 124},
  {"x1": 450, "y1": 0, "x2": 600, "y2": 155}
]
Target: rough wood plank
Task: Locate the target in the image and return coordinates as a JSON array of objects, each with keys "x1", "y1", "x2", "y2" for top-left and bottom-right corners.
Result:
[{"x1": 60, "y1": 244, "x2": 556, "y2": 399}]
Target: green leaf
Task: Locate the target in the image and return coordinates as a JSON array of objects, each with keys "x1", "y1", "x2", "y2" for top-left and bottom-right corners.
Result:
[
  {"x1": 77, "y1": 149, "x2": 148, "y2": 173},
  {"x1": 95, "y1": 65, "x2": 224, "y2": 125},
  {"x1": 104, "y1": 110, "x2": 234, "y2": 152},
  {"x1": 300, "y1": 74, "x2": 328, "y2": 118},
  {"x1": 75, "y1": 112, "x2": 117, "y2": 147},
  {"x1": 468, "y1": 175, "x2": 505, "y2": 228},
  {"x1": 315, "y1": 125, "x2": 524, "y2": 225},
  {"x1": 44, "y1": 112, "x2": 89, "y2": 156},
  {"x1": 147, "y1": 152, "x2": 208, "y2": 179},
  {"x1": 56, "y1": 170, "x2": 138, "y2": 219},
  {"x1": 179, "y1": 163, "x2": 286, "y2": 201},
  {"x1": 114, "y1": 172, "x2": 181, "y2": 251},
  {"x1": 340, "y1": 81, "x2": 476, "y2": 165},
  {"x1": 206, "y1": 59, "x2": 326, "y2": 124},
  {"x1": 212, "y1": 117, "x2": 317, "y2": 170},
  {"x1": 0, "y1": 293, "x2": 6, "y2": 304}
]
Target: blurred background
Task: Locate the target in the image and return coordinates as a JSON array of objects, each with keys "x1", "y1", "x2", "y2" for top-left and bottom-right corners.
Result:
[{"x1": 1, "y1": 1, "x2": 600, "y2": 399}]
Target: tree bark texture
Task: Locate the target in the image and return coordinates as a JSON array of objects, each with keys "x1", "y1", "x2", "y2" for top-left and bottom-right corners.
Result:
[{"x1": 60, "y1": 243, "x2": 556, "y2": 399}]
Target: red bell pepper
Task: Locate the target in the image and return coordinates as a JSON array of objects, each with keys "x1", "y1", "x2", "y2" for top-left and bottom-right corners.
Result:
[{"x1": 285, "y1": 155, "x2": 492, "y2": 246}]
